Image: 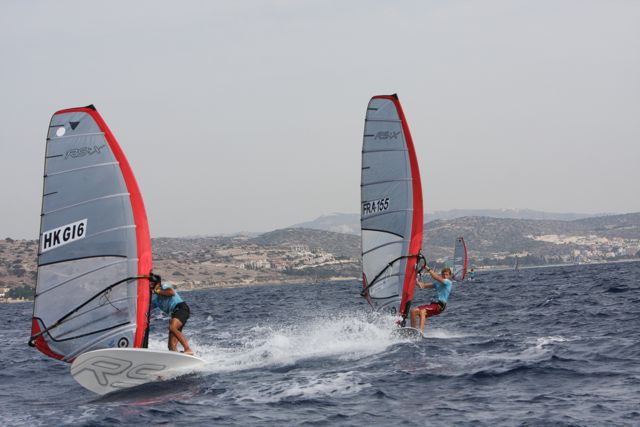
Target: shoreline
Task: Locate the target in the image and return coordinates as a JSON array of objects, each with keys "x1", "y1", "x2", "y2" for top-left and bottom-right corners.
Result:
[
  {"x1": 0, "y1": 298, "x2": 30, "y2": 304},
  {"x1": 477, "y1": 257, "x2": 640, "y2": 273},
  {"x1": 3, "y1": 259, "x2": 639, "y2": 304}
]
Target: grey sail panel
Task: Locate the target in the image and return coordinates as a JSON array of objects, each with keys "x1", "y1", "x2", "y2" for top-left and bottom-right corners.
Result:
[
  {"x1": 31, "y1": 107, "x2": 150, "y2": 362},
  {"x1": 361, "y1": 96, "x2": 414, "y2": 314}
]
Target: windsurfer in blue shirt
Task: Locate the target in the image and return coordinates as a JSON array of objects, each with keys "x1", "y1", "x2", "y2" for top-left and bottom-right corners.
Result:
[
  {"x1": 410, "y1": 267, "x2": 453, "y2": 332},
  {"x1": 149, "y1": 274, "x2": 194, "y2": 355}
]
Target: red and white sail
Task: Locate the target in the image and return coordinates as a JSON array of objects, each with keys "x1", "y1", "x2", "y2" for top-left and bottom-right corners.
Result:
[
  {"x1": 360, "y1": 94, "x2": 424, "y2": 321},
  {"x1": 453, "y1": 237, "x2": 468, "y2": 281},
  {"x1": 30, "y1": 105, "x2": 152, "y2": 362}
]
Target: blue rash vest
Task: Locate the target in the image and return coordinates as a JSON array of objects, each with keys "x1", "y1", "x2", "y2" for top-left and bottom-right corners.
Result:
[
  {"x1": 151, "y1": 283, "x2": 184, "y2": 315},
  {"x1": 433, "y1": 278, "x2": 453, "y2": 303}
]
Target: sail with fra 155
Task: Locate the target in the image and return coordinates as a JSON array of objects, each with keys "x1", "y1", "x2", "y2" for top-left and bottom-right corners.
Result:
[{"x1": 360, "y1": 94, "x2": 424, "y2": 324}]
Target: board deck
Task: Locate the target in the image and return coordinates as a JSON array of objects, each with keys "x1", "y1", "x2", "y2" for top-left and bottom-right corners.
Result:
[
  {"x1": 70, "y1": 348, "x2": 206, "y2": 395},
  {"x1": 392, "y1": 327, "x2": 426, "y2": 339}
]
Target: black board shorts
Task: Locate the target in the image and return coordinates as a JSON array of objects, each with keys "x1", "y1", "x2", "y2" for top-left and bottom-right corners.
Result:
[{"x1": 171, "y1": 302, "x2": 190, "y2": 327}]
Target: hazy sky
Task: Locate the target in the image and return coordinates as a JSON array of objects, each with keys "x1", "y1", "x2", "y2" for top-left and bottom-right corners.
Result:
[{"x1": 1, "y1": 1, "x2": 639, "y2": 239}]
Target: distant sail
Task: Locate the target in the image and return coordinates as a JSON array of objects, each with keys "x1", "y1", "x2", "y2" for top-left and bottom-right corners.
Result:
[
  {"x1": 360, "y1": 94, "x2": 424, "y2": 322},
  {"x1": 29, "y1": 105, "x2": 152, "y2": 362},
  {"x1": 452, "y1": 237, "x2": 468, "y2": 280}
]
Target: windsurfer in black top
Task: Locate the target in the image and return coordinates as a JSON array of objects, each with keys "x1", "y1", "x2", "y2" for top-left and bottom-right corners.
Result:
[{"x1": 149, "y1": 274, "x2": 194, "y2": 355}]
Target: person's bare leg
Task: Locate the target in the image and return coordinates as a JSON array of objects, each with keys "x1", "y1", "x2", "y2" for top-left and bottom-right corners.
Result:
[
  {"x1": 419, "y1": 310, "x2": 427, "y2": 332},
  {"x1": 169, "y1": 318, "x2": 193, "y2": 354},
  {"x1": 410, "y1": 308, "x2": 418, "y2": 328},
  {"x1": 168, "y1": 329, "x2": 178, "y2": 351}
]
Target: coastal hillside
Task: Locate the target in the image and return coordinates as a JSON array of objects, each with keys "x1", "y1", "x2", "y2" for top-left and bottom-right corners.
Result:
[
  {"x1": 425, "y1": 213, "x2": 640, "y2": 265},
  {"x1": 249, "y1": 228, "x2": 359, "y2": 259},
  {"x1": 1, "y1": 213, "x2": 638, "y2": 298}
]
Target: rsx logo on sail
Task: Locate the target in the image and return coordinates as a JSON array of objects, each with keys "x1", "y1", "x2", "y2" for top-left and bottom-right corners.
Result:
[
  {"x1": 362, "y1": 197, "x2": 390, "y2": 216},
  {"x1": 374, "y1": 131, "x2": 401, "y2": 140},
  {"x1": 65, "y1": 144, "x2": 106, "y2": 160},
  {"x1": 41, "y1": 219, "x2": 87, "y2": 253}
]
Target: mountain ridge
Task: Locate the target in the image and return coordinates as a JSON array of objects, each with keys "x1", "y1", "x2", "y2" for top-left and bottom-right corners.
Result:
[{"x1": 291, "y1": 209, "x2": 613, "y2": 235}]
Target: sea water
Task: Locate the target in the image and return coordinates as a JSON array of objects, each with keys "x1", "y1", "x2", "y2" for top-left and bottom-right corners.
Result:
[{"x1": 1, "y1": 261, "x2": 639, "y2": 426}]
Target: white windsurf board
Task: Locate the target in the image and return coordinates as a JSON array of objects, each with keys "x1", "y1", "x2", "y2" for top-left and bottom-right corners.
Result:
[{"x1": 70, "y1": 348, "x2": 206, "y2": 395}]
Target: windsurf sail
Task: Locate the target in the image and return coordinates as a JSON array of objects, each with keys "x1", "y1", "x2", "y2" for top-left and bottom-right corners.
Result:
[
  {"x1": 360, "y1": 94, "x2": 424, "y2": 324},
  {"x1": 29, "y1": 105, "x2": 152, "y2": 362},
  {"x1": 452, "y1": 237, "x2": 468, "y2": 281}
]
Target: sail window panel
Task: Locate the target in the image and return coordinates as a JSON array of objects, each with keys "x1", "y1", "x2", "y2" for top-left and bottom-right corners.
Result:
[
  {"x1": 34, "y1": 271, "x2": 131, "y2": 340},
  {"x1": 363, "y1": 242, "x2": 406, "y2": 286},
  {"x1": 367, "y1": 98, "x2": 401, "y2": 121},
  {"x1": 361, "y1": 229, "x2": 403, "y2": 254},
  {"x1": 43, "y1": 165, "x2": 128, "y2": 214},
  {"x1": 363, "y1": 238, "x2": 409, "y2": 302},
  {"x1": 34, "y1": 257, "x2": 136, "y2": 357},
  {"x1": 36, "y1": 256, "x2": 129, "y2": 294},
  {"x1": 44, "y1": 285, "x2": 130, "y2": 341},
  {"x1": 53, "y1": 297, "x2": 130, "y2": 340},
  {"x1": 34, "y1": 269, "x2": 131, "y2": 331},
  {"x1": 368, "y1": 275, "x2": 403, "y2": 302},
  {"x1": 363, "y1": 121, "x2": 406, "y2": 153},
  {"x1": 362, "y1": 150, "x2": 410, "y2": 184}
]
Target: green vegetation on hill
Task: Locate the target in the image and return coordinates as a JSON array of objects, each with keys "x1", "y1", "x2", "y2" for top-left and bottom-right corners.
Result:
[{"x1": 7, "y1": 286, "x2": 33, "y2": 300}]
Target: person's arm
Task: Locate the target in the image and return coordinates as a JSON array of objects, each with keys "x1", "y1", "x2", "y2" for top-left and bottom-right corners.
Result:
[
  {"x1": 153, "y1": 283, "x2": 176, "y2": 297},
  {"x1": 417, "y1": 281, "x2": 433, "y2": 289},
  {"x1": 417, "y1": 268, "x2": 434, "y2": 289},
  {"x1": 420, "y1": 266, "x2": 447, "y2": 285}
]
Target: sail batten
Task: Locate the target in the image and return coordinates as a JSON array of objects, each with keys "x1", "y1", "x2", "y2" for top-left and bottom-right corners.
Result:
[
  {"x1": 45, "y1": 162, "x2": 120, "y2": 177},
  {"x1": 361, "y1": 178, "x2": 412, "y2": 186},
  {"x1": 42, "y1": 193, "x2": 130, "y2": 215},
  {"x1": 361, "y1": 95, "x2": 424, "y2": 320},
  {"x1": 31, "y1": 106, "x2": 152, "y2": 362}
]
